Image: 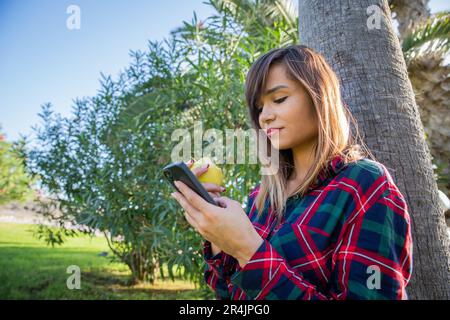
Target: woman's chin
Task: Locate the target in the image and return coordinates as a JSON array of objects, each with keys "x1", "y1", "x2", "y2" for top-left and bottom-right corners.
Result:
[{"x1": 269, "y1": 138, "x2": 287, "y2": 150}]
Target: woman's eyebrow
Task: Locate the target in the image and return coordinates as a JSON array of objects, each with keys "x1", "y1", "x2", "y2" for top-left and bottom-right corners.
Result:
[
  {"x1": 264, "y1": 84, "x2": 289, "y2": 95},
  {"x1": 256, "y1": 85, "x2": 289, "y2": 107}
]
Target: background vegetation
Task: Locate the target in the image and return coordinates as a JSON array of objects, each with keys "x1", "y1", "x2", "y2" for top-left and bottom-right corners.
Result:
[{"x1": 0, "y1": 0, "x2": 448, "y2": 299}]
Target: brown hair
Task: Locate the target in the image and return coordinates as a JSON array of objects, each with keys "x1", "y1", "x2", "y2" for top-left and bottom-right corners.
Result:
[{"x1": 245, "y1": 44, "x2": 375, "y2": 222}]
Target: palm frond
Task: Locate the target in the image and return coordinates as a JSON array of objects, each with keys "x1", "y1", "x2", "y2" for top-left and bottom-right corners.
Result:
[
  {"x1": 402, "y1": 11, "x2": 450, "y2": 60},
  {"x1": 202, "y1": 0, "x2": 297, "y2": 40}
]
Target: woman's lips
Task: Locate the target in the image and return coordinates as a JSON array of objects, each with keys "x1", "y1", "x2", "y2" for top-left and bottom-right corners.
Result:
[{"x1": 267, "y1": 128, "x2": 282, "y2": 137}]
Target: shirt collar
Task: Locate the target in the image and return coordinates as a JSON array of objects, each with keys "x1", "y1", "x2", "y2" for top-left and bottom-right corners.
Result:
[{"x1": 308, "y1": 154, "x2": 347, "y2": 191}]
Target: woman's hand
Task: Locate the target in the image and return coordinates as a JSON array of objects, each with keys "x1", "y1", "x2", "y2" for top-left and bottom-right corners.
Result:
[
  {"x1": 185, "y1": 159, "x2": 225, "y2": 255},
  {"x1": 186, "y1": 158, "x2": 225, "y2": 200},
  {"x1": 170, "y1": 180, "x2": 263, "y2": 267}
]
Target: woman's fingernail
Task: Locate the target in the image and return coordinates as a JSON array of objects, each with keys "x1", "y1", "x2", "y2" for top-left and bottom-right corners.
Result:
[{"x1": 221, "y1": 187, "x2": 226, "y2": 191}]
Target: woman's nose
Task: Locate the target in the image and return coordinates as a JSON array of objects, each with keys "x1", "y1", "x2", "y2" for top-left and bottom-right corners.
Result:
[{"x1": 260, "y1": 108, "x2": 275, "y2": 125}]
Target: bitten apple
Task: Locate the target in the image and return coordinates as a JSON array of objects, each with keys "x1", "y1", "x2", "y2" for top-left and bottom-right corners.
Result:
[{"x1": 190, "y1": 157, "x2": 224, "y2": 187}]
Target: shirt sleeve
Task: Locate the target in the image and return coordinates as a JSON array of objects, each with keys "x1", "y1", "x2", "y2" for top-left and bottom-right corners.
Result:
[
  {"x1": 203, "y1": 240, "x2": 238, "y2": 299},
  {"x1": 229, "y1": 176, "x2": 413, "y2": 300},
  {"x1": 203, "y1": 185, "x2": 259, "y2": 299}
]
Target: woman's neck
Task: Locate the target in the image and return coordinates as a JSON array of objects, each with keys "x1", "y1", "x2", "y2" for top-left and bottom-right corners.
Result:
[{"x1": 289, "y1": 139, "x2": 317, "y2": 182}]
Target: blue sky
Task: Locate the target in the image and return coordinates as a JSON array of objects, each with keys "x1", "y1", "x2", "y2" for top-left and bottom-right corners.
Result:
[
  {"x1": 0, "y1": 0, "x2": 217, "y2": 141},
  {"x1": 0, "y1": 0, "x2": 448, "y2": 142}
]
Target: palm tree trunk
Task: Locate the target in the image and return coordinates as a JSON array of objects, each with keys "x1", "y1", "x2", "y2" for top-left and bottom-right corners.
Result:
[
  {"x1": 389, "y1": 0, "x2": 430, "y2": 39},
  {"x1": 298, "y1": 0, "x2": 450, "y2": 299}
]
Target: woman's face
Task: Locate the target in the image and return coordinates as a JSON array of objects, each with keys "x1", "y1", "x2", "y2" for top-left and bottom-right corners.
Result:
[{"x1": 257, "y1": 63, "x2": 318, "y2": 151}]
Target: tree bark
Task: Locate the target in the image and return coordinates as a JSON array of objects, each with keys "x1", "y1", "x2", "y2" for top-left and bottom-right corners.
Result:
[
  {"x1": 298, "y1": 0, "x2": 450, "y2": 299},
  {"x1": 388, "y1": 0, "x2": 430, "y2": 39}
]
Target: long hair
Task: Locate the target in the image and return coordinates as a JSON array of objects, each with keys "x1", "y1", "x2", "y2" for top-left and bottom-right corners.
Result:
[{"x1": 245, "y1": 44, "x2": 376, "y2": 222}]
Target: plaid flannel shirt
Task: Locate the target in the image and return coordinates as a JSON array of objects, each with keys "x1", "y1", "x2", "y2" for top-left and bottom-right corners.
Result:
[{"x1": 203, "y1": 155, "x2": 413, "y2": 300}]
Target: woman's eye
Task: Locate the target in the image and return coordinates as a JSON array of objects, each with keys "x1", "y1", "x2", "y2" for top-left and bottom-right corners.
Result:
[{"x1": 274, "y1": 97, "x2": 287, "y2": 104}]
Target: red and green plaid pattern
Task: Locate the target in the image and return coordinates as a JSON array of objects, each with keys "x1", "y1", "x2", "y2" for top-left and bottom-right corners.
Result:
[{"x1": 203, "y1": 155, "x2": 413, "y2": 300}]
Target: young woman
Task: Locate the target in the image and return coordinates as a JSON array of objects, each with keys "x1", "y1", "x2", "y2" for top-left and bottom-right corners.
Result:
[{"x1": 170, "y1": 44, "x2": 413, "y2": 300}]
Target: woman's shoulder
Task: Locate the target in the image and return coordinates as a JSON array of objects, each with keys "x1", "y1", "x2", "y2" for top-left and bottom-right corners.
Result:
[
  {"x1": 345, "y1": 157, "x2": 387, "y2": 178},
  {"x1": 247, "y1": 157, "x2": 400, "y2": 199},
  {"x1": 338, "y1": 157, "x2": 399, "y2": 196}
]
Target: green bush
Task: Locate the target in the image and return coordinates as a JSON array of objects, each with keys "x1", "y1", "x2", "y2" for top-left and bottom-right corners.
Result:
[
  {"x1": 0, "y1": 126, "x2": 35, "y2": 205},
  {"x1": 24, "y1": 0, "x2": 298, "y2": 289}
]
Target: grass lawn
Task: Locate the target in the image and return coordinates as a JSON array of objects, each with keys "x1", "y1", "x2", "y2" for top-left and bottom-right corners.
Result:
[{"x1": 0, "y1": 222, "x2": 212, "y2": 300}]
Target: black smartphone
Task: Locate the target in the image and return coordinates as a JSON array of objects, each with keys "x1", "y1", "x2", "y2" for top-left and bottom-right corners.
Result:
[{"x1": 162, "y1": 161, "x2": 218, "y2": 206}]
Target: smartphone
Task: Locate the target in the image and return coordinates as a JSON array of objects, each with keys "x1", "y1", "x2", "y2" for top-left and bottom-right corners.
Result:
[{"x1": 162, "y1": 161, "x2": 218, "y2": 206}]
